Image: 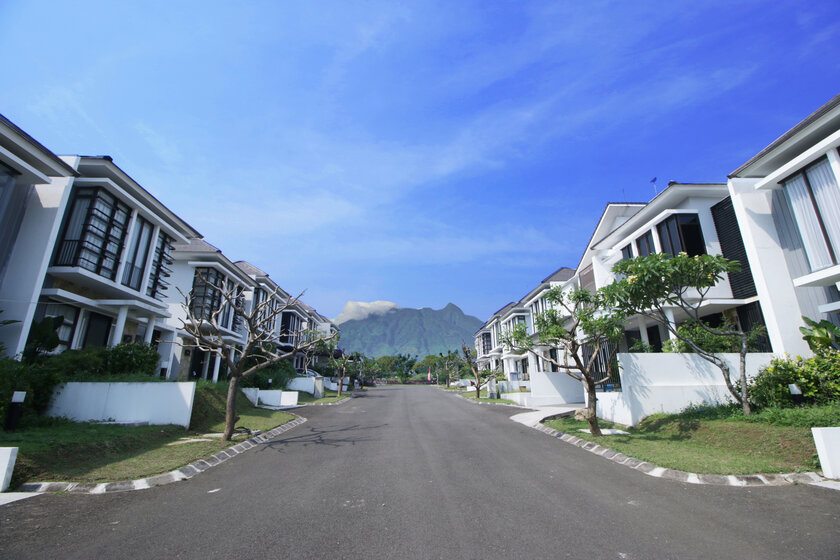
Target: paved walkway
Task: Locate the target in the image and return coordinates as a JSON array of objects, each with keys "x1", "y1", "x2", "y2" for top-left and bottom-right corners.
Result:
[{"x1": 509, "y1": 403, "x2": 583, "y2": 426}]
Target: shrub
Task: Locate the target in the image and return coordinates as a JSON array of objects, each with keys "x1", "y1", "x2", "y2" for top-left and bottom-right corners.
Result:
[
  {"x1": 662, "y1": 319, "x2": 766, "y2": 354},
  {"x1": 105, "y1": 343, "x2": 160, "y2": 376},
  {"x1": 240, "y1": 359, "x2": 297, "y2": 390},
  {"x1": 0, "y1": 358, "x2": 59, "y2": 422},
  {"x1": 750, "y1": 352, "x2": 840, "y2": 407},
  {"x1": 34, "y1": 343, "x2": 160, "y2": 380}
]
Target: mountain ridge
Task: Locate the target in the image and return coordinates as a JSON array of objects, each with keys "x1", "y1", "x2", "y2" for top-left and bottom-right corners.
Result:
[{"x1": 336, "y1": 303, "x2": 483, "y2": 358}]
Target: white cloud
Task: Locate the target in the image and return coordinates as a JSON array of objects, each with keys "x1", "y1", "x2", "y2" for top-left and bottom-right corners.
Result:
[{"x1": 334, "y1": 300, "x2": 400, "y2": 324}]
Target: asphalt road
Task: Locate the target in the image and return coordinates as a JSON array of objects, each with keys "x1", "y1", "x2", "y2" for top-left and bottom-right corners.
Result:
[{"x1": 1, "y1": 386, "x2": 839, "y2": 559}]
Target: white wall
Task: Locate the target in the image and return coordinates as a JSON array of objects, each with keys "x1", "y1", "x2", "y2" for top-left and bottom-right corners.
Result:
[
  {"x1": 287, "y1": 376, "x2": 315, "y2": 394},
  {"x1": 728, "y1": 178, "x2": 812, "y2": 356},
  {"x1": 529, "y1": 370, "x2": 585, "y2": 404},
  {"x1": 595, "y1": 352, "x2": 774, "y2": 426},
  {"x1": 47, "y1": 381, "x2": 196, "y2": 427},
  {"x1": 0, "y1": 174, "x2": 74, "y2": 357}
]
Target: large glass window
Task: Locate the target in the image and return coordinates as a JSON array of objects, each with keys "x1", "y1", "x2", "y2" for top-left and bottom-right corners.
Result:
[
  {"x1": 635, "y1": 231, "x2": 655, "y2": 257},
  {"x1": 190, "y1": 267, "x2": 224, "y2": 321},
  {"x1": 54, "y1": 188, "x2": 130, "y2": 280},
  {"x1": 657, "y1": 213, "x2": 706, "y2": 256},
  {"x1": 121, "y1": 216, "x2": 153, "y2": 290},
  {"x1": 784, "y1": 157, "x2": 840, "y2": 272}
]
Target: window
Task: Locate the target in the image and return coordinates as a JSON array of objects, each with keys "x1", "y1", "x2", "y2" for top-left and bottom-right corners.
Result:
[
  {"x1": 190, "y1": 267, "x2": 224, "y2": 321},
  {"x1": 621, "y1": 244, "x2": 633, "y2": 261},
  {"x1": 783, "y1": 157, "x2": 840, "y2": 272},
  {"x1": 54, "y1": 188, "x2": 130, "y2": 280},
  {"x1": 635, "y1": 231, "x2": 655, "y2": 257},
  {"x1": 657, "y1": 213, "x2": 706, "y2": 256},
  {"x1": 146, "y1": 232, "x2": 173, "y2": 300},
  {"x1": 121, "y1": 216, "x2": 153, "y2": 290}
]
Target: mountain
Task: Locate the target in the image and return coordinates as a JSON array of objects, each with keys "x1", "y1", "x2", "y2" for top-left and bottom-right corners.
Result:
[{"x1": 335, "y1": 302, "x2": 484, "y2": 358}]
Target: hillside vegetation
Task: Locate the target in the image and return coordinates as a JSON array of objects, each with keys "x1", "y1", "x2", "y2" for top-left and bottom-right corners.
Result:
[{"x1": 337, "y1": 303, "x2": 483, "y2": 357}]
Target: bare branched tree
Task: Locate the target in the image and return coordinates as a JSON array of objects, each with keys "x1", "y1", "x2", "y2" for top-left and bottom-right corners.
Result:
[{"x1": 180, "y1": 272, "x2": 336, "y2": 440}]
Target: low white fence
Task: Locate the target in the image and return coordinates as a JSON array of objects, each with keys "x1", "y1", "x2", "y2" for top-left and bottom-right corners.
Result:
[
  {"x1": 595, "y1": 353, "x2": 774, "y2": 426},
  {"x1": 47, "y1": 382, "x2": 197, "y2": 428},
  {"x1": 287, "y1": 376, "x2": 316, "y2": 395},
  {"x1": 241, "y1": 388, "x2": 299, "y2": 407}
]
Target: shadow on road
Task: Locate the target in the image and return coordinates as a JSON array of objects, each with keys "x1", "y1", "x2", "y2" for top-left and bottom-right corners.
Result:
[{"x1": 258, "y1": 423, "x2": 384, "y2": 452}]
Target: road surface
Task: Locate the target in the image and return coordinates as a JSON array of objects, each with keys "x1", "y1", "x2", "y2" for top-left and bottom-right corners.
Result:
[{"x1": 1, "y1": 385, "x2": 838, "y2": 559}]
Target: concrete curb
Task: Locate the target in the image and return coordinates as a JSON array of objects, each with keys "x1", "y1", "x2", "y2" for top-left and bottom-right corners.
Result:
[
  {"x1": 452, "y1": 391, "x2": 531, "y2": 409},
  {"x1": 297, "y1": 393, "x2": 355, "y2": 406},
  {"x1": 15, "y1": 415, "x2": 308, "y2": 495},
  {"x1": 528, "y1": 419, "x2": 831, "y2": 489}
]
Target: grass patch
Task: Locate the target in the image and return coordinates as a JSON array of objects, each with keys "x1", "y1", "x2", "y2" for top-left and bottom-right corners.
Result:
[
  {"x1": 297, "y1": 389, "x2": 349, "y2": 404},
  {"x1": 459, "y1": 388, "x2": 517, "y2": 405},
  {"x1": 0, "y1": 381, "x2": 295, "y2": 487},
  {"x1": 543, "y1": 403, "x2": 837, "y2": 475}
]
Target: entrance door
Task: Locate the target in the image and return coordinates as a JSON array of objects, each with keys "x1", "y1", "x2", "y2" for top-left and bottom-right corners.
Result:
[{"x1": 83, "y1": 312, "x2": 112, "y2": 347}]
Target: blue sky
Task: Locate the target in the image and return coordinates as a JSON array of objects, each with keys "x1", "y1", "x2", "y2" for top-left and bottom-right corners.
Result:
[{"x1": 2, "y1": 1, "x2": 839, "y2": 321}]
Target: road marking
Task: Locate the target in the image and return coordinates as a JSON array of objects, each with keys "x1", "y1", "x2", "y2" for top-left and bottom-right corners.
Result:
[{"x1": 208, "y1": 488, "x2": 221, "y2": 493}]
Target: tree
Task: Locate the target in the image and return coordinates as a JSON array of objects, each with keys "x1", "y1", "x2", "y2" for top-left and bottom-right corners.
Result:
[
  {"x1": 462, "y1": 343, "x2": 496, "y2": 399},
  {"x1": 327, "y1": 340, "x2": 358, "y2": 397},
  {"x1": 392, "y1": 353, "x2": 416, "y2": 384},
  {"x1": 502, "y1": 286, "x2": 624, "y2": 436},
  {"x1": 437, "y1": 350, "x2": 460, "y2": 386},
  {"x1": 610, "y1": 252, "x2": 754, "y2": 414},
  {"x1": 180, "y1": 274, "x2": 336, "y2": 440}
]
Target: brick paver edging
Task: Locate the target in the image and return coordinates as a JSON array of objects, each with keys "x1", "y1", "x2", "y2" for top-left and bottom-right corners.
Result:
[
  {"x1": 530, "y1": 422, "x2": 826, "y2": 487},
  {"x1": 17, "y1": 415, "x2": 308, "y2": 495}
]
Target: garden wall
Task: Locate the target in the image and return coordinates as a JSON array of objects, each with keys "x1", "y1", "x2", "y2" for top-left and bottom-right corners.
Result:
[
  {"x1": 595, "y1": 353, "x2": 775, "y2": 426},
  {"x1": 47, "y1": 382, "x2": 196, "y2": 427}
]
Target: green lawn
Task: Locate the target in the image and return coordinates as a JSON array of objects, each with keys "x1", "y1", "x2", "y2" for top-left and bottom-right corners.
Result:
[
  {"x1": 544, "y1": 404, "x2": 838, "y2": 475},
  {"x1": 0, "y1": 383, "x2": 295, "y2": 487}
]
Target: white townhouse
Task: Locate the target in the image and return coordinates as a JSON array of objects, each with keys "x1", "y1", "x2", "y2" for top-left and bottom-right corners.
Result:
[
  {"x1": 234, "y1": 261, "x2": 339, "y2": 372},
  {"x1": 728, "y1": 93, "x2": 840, "y2": 357},
  {"x1": 586, "y1": 184, "x2": 771, "y2": 354},
  {"x1": 516, "y1": 267, "x2": 575, "y2": 376},
  {"x1": 474, "y1": 301, "x2": 515, "y2": 373},
  {"x1": 0, "y1": 138, "x2": 199, "y2": 363},
  {"x1": 161, "y1": 238, "x2": 255, "y2": 381}
]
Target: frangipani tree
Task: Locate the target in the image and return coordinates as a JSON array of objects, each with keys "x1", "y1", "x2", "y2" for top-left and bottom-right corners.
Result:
[
  {"x1": 503, "y1": 286, "x2": 624, "y2": 436},
  {"x1": 610, "y1": 252, "x2": 754, "y2": 414},
  {"x1": 180, "y1": 275, "x2": 336, "y2": 440}
]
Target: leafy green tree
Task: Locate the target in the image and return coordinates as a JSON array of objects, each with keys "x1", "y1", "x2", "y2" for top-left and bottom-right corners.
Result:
[
  {"x1": 611, "y1": 253, "x2": 754, "y2": 414},
  {"x1": 392, "y1": 353, "x2": 417, "y2": 384},
  {"x1": 799, "y1": 316, "x2": 840, "y2": 355},
  {"x1": 438, "y1": 350, "x2": 460, "y2": 386},
  {"x1": 503, "y1": 286, "x2": 624, "y2": 436}
]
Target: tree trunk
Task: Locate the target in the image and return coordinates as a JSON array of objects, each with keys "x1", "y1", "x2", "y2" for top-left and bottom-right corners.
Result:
[
  {"x1": 337, "y1": 372, "x2": 343, "y2": 397},
  {"x1": 475, "y1": 379, "x2": 481, "y2": 400},
  {"x1": 585, "y1": 379, "x2": 602, "y2": 436},
  {"x1": 739, "y1": 335, "x2": 751, "y2": 415},
  {"x1": 223, "y1": 375, "x2": 241, "y2": 441}
]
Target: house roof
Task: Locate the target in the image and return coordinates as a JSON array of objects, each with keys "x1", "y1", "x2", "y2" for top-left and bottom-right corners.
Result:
[
  {"x1": 589, "y1": 183, "x2": 727, "y2": 252},
  {"x1": 541, "y1": 266, "x2": 575, "y2": 283},
  {"x1": 0, "y1": 113, "x2": 79, "y2": 178},
  {"x1": 730, "y1": 93, "x2": 840, "y2": 178},
  {"x1": 172, "y1": 237, "x2": 255, "y2": 286},
  {"x1": 75, "y1": 156, "x2": 201, "y2": 241},
  {"x1": 234, "y1": 260, "x2": 269, "y2": 277},
  {"x1": 575, "y1": 202, "x2": 645, "y2": 271}
]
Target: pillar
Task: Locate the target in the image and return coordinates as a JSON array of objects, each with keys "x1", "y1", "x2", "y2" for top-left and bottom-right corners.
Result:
[{"x1": 109, "y1": 306, "x2": 128, "y2": 346}]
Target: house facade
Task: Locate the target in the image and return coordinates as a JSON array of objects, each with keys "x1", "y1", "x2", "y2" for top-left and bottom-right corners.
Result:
[
  {"x1": 476, "y1": 96, "x2": 840, "y2": 419},
  {"x1": 0, "y1": 143, "x2": 199, "y2": 363}
]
